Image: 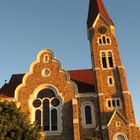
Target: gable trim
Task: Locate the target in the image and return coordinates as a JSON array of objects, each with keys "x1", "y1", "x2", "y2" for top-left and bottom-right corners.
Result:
[
  {"x1": 107, "y1": 110, "x2": 128, "y2": 127},
  {"x1": 91, "y1": 14, "x2": 115, "y2": 29}
]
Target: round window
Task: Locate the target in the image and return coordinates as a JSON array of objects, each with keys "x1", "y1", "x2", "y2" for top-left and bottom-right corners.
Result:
[
  {"x1": 51, "y1": 98, "x2": 60, "y2": 107},
  {"x1": 98, "y1": 26, "x2": 107, "y2": 34},
  {"x1": 33, "y1": 99, "x2": 41, "y2": 108},
  {"x1": 42, "y1": 68, "x2": 50, "y2": 77}
]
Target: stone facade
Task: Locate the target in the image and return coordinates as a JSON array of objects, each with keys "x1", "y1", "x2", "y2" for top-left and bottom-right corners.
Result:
[
  {"x1": 0, "y1": 0, "x2": 140, "y2": 140},
  {"x1": 15, "y1": 50, "x2": 77, "y2": 140},
  {"x1": 87, "y1": 0, "x2": 140, "y2": 139}
]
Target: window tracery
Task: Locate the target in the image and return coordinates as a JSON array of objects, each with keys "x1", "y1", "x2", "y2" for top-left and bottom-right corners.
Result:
[
  {"x1": 97, "y1": 35, "x2": 111, "y2": 45},
  {"x1": 107, "y1": 98, "x2": 122, "y2": 109},
  {"x1": 100, "y1": 51, "x2": 114, "y2": 68},
  {"x1": 32, "y1": 88, "x2": 61, "y2": 132}
]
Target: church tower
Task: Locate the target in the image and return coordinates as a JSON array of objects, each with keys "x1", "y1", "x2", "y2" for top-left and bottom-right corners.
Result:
[{"x1": 87, "y1": 0, "x2": 140, "y2": 139}]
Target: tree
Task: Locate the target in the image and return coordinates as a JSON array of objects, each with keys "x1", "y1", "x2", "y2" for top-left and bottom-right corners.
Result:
[{"x1": 0, "y1": 100, "x2": 41, "y2": 140}]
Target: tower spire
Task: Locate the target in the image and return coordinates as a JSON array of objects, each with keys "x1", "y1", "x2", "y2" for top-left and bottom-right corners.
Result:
[{"x1": 87, "y1": 0, "x2": 114, "y2": 29}]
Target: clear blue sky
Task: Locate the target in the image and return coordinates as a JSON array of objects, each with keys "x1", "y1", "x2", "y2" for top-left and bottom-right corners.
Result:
[{"x1": 0, "y1": 0, "x2": 140, "y2": 125}]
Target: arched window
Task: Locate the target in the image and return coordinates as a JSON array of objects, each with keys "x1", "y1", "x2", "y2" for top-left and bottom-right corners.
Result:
[
  {"x1": 113, "y1": 133, "x2": 128, "y2": 140},
  {"x1": 107, "y1": 37, "x2": 110, "y2": 44},
  {"x1": 97, "y1": 35, "x2": 111, "y2": 45},
  {"x1": 85, "y1": 105, "x2": 92, "y2": 124},
  {"x1": 102, "y1": 52, "x2": 107, "y2": 68},
  {"x1": 81, "y1": 102, "x2": 96, "y2": 128},
  {"x1": 32, "y1": 88, "x2": 61, "y2": 132},
  {"x1": 102, "y1": 36, "x2": 106, "y2": 44},
  {"x1": 99, "y1": 38, "x2": 102, "y2": 44},
  {"x1": 108, "y1": 52, "x2": 114, "y2": 67},
  {"x1": 109, "y1": 77, "x2": 113, "y2": 85},
  {"x1": 100, "y1": 51, "x2": 115, "y2": 69},
  {"x1": 117, "y1": 135, "x2": 125, "y2": 140}
]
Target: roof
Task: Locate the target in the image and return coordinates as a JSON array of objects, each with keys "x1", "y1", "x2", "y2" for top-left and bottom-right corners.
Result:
[
  {"x1": 0, "y1": 74, "x2": 24, "y2": 98},
  {"x1": 0, "y1": 93, "x2": 10, "y2": 98},
  {"x1": 87, "y1": 0, "x2": 114, "y2": 28},
  {"x1": 0, "y1": 69, "x2": 96, "y2": 98},
  {"x1": 68, "y1": 69, "x2": 95, "y2": 93}
]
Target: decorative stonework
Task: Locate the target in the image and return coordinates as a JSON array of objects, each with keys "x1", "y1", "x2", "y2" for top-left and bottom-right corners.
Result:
[
  {"x1": 14, "y1": 49, "x2": 78, "y2": 138},
  {"x1": 0, "y1": 0, "x2": 139, "y2": 140},
  {"x1": 88, "y1": 3, "x2": 140, "y2": 139},
  {"x1": 41, "y1": 68, "x2": 51, "y2": 77}
]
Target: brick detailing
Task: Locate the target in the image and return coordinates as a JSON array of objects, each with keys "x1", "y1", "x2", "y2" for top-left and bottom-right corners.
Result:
[
  {"x1": 72, "y1": 98, "x2": 80, "y2": 140},
  {"x1": 14, "y1": 49, "x2": 77, "y2": 140},
  {"x1": 88, "y1": 9, "x2": 140, "y2": 139}
]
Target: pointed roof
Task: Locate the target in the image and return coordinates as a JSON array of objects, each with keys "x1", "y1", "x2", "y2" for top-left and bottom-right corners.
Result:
[
  {"x1": 107, "y1": 110, "x2": 128, "y2": 127},
  {"x1": 87, "y1": 0, "x2": 114, "y2": 28}
]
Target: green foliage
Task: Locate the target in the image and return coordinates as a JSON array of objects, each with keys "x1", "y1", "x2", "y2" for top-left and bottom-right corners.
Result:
[{"x1": 0, "y1": 100, "x2": 41, "y2": 140}]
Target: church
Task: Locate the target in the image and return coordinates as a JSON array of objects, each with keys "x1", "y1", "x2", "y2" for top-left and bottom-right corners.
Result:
[{"x1": 0, "y1": 0, "x2": 140, "y2": 140}]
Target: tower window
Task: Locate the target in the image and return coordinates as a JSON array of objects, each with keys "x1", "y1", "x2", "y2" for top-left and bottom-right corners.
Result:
[
  {"x1": 81, "y1": 102, "x2": 96, "y2": 128},
  {"x1": 109, "y1": 78, "x2": 113, "y2": 84},
  {"x1": 99, "y1": 38, "x2": 102, "y2": 44},
  {"x1": 100, "y1": 51, "x2": 115, "y2": 69},
  {"x1": 112, "y1": 100, "x2": 115, "y2": 107},
  {"x1": 108, "y1": 52, "x2": 114, "y2": 67},
  {"x1": 108, "y1": 76, "x2": 114, "y2": 86},
  {"x1": 107, "y1": 98, "x2": 122, "y2": 109},
  {"x1": 108, "y1": 100, "x2": 111, "y2": 107},
  {"x1": 117, "y1": 99, "x2": 120, "y2": 107},
  {"x1": 101, "y1": 52, "x2": 107, "y2": 68},
  {"x1": 97, "y1": 35, "x2": 111, "y2": 45},
  {"x1": 103, "y1": 36, "x2": 106, "y2": 44},
  {"x1": 32, "y1": 88, "x2": 62, "y2": 132},
  {"x1": 107, "y1": 37, "x2": 110, "y2": 44}
]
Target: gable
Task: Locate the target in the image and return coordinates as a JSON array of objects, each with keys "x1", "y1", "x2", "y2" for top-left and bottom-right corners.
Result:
[
  {"x1": 107, "y1": 110, "x2": 128, "y2": 127},
  {"x1": 107, "y1": 110, "x2": 130, "y2": 140},
  {"x1": 15, "y1": 49, "x2": 76, "y2": 101},
  {"x1": 0, "y1": 69, "x2": 96, "y2": 98}
]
